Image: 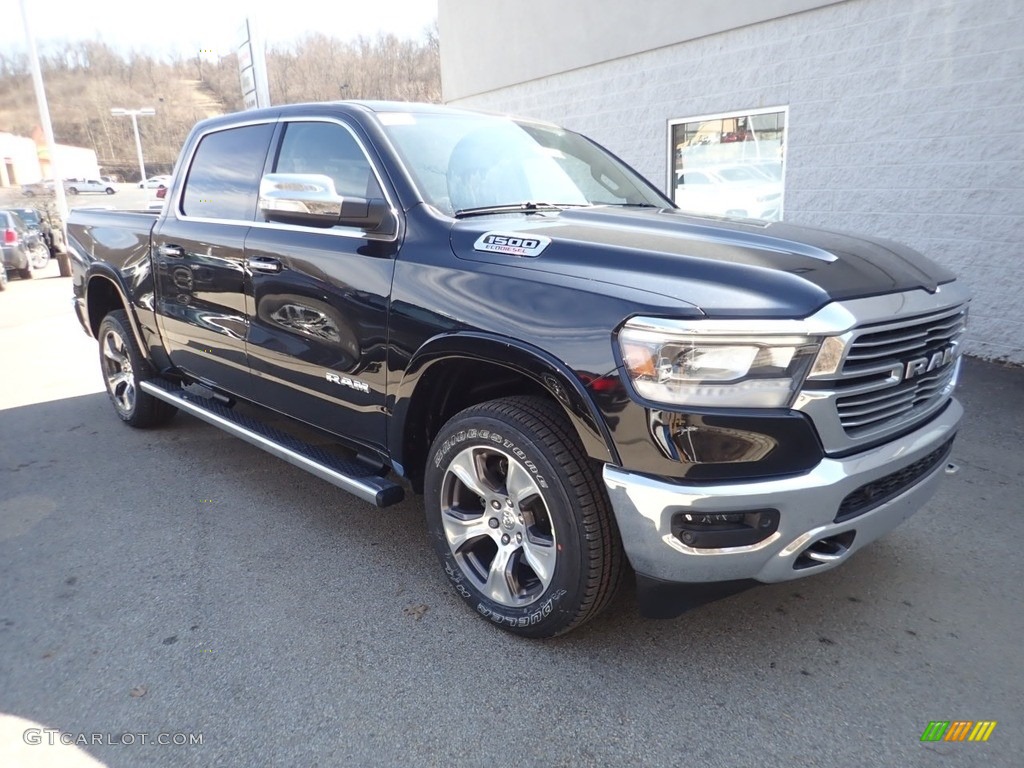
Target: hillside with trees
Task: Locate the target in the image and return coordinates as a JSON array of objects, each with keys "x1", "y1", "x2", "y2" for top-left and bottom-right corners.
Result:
[{"x1": 0, "y1": 29, "x2": 439, "y2": 181}]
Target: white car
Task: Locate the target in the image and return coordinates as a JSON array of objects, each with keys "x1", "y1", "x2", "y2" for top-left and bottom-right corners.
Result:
[
  {"x1": 139, "y1": 175, "x2": 172, "y2": 189},
  {"x1": 64, "y1": 178, "x2": 117, "y2": 195},
  {"x1": 673, "y1": 164, "x2": 782, "y2": 221}
]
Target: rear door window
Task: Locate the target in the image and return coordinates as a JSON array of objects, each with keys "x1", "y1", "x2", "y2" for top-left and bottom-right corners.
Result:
[{"x1": 181, "y1": 123, "x2": 275, "y2": 221}]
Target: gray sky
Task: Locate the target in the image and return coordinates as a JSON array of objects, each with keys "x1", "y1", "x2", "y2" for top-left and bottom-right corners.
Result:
[{"x1": 6, "y1": 0, "x2": 439, "y2": 58}]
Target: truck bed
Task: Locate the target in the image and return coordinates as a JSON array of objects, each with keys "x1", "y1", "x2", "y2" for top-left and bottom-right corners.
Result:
[{"x1": 67, "y1": 209, "x2": 158, "y2": 271}]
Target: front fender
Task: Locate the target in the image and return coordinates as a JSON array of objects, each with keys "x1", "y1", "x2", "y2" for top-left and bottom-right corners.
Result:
[{"x1": 391, "y1": 332, "x2": 619, "y2": 471}]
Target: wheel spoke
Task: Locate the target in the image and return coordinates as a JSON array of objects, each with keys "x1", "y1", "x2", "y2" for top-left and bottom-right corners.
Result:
[
  {"x1": 448, "y1": 448, "x2": 491, "y2": 499},
  {"x1": 441, "y1": 511, "x2": 496, "y2": 551},
  {"x1": 505, "y1": 459, "x2": 539, "y2": 506},
  {"x1": 122, "y1": 381, "x2": 136, "y2": 410},
  {"x1": 108, "y1": 371, "x2": 130, "y2": 391},
  {"x1": 520, "y1": 538, "x2": 557, "y2": 588},
  {"x1": 102, "y1": 334, "x2": 122, "y2": 362},
  {"x1": 483, "y1": 546, "x2": 517, "y2": 606}
]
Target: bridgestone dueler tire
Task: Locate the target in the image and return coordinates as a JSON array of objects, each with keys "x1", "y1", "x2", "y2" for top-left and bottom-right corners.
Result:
[
  {"x1": 97, "y1": 310, "x2": 177, "y2": 428},
  {"x1": 424, "y1": 396, "x2": 623, "y2": 638}
]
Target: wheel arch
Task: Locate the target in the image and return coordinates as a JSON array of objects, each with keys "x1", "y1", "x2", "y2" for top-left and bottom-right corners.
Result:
[
  {"x1": 85, "y1": 267, "x2": 148, "y2": 357},
  {"x1": 391, "y1": 332, "x2": 618, "y2": 492}
]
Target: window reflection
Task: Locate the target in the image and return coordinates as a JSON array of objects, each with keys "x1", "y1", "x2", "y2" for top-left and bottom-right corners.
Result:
[{"x1": 669, "y1": 109, "x2": 786, "y2": 222}]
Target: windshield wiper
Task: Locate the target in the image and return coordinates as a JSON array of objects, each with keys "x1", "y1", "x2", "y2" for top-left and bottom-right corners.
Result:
[
  {"x1": 598, "y1": 202, "x2": 663, "y2": 208},
  {"x1": 453, "y1": 202, "x2": 584, "y2": 218}
]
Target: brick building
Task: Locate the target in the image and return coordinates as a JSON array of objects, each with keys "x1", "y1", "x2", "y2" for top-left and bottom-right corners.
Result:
[{"x1": 439, "y1": 0, "x2": 1024, "y2": 363}]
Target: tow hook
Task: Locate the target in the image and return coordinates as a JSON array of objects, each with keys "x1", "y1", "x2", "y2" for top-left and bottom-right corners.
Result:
[{"x1": 944, "y1": 462, "x2": 960, "y2": 475}]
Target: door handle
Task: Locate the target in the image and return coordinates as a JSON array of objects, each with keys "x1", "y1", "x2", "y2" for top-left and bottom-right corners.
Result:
[
  {"x1": 246, "y1": 257, "x2": 283, "y2": 274},
  {"x1": 158, "y1": 244, "x2": 185, "y2": 258}
]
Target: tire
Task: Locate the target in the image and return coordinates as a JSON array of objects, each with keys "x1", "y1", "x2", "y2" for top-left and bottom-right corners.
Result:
[
  {"x1": 97, "y1": 310, "x2": 177, "y2": 428},
  {"x1": 0, "y1": 268, "x2": 7, "y2": 291},
  {"x1": 105, "y1": 187, "x2": 115, "y2": 195},
  {"x1": 17, "y1": 263, "x2": 32, "y2": 279},
  {"x1": 30, "y1": 244, "x2": 49, "y2": 270},
  {"x1": 68, "y1": 187, "x2": 78, "y2": 195},
  {"x1": 424, "y1": 396, "x2": 623, "y2": 638}
]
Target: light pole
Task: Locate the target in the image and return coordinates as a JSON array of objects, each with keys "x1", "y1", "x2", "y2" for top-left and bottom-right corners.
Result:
[{"x1": 110, "y1": 108, "x2": 155, "y2": 184}]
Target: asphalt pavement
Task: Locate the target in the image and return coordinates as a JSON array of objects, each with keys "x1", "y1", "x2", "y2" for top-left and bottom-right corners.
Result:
[{"x1": 1, "y1": 266, "x2": 1021, "y2": 767}]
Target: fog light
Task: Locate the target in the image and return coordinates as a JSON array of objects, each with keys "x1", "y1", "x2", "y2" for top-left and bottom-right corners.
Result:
[{"x1": 672, "y1": 509, "x2": 780, "y2": 549}]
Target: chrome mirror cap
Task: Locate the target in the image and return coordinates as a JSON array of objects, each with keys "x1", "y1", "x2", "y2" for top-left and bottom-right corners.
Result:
[{"x1": 259, "y1": 173, "x2": 344, "y2": 224}]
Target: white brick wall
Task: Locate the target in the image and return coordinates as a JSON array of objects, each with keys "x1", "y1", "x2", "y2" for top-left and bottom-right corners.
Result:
[{"x1": 449, "y1": 0, "x2": 1024, "y2": 363}]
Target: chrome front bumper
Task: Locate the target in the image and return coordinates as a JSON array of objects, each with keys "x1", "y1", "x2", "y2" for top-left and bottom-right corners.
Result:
[{"x1": 603, "y1": 399, "x2": 962, "y2": 585}]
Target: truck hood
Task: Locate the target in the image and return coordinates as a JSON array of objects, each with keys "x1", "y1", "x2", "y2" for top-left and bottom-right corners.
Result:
[{"x1": 449, "y1": 207, "x2": 956, "y2": 318}]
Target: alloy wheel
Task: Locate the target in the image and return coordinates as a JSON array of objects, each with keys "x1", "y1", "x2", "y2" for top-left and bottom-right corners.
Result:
[
  {"x1": 440, "y1": 445, "x2": 558, "y2": 607},
  {"x1": 101, "y1": 329, "x2": 135, "y2": 414}
]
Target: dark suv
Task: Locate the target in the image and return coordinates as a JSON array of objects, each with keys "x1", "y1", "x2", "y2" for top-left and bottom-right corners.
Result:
[
  {"x1": 4, "y1": 207, "x2": 54, "y2": 261},
  {"x1": 1, "y1": 210, "x2": 47, "y2": 284}
]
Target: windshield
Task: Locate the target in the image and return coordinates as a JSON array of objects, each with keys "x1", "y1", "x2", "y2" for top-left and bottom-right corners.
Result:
[{"x1": 377, "y1": 111, "x2": 671, "y2": 215}]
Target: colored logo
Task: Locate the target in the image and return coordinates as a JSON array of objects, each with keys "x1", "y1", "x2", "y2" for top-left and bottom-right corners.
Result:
[{"x1": 920, "y1": 721, "x2": 997, "y2": 742}]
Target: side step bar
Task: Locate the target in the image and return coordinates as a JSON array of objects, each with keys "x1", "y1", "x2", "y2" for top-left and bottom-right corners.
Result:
[{"x1": 140, "y1": 378, "x2": 404, "y2": 508}]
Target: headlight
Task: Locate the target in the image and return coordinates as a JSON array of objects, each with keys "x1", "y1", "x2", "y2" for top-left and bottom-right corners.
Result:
[{"x1": 618, "y1": 318, "x2": 821, "y2": 408}]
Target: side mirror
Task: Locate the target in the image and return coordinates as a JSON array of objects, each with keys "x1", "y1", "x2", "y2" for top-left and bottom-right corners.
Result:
[{"x1": 258, "y1": 173, "x2": 392, "y2": 231}]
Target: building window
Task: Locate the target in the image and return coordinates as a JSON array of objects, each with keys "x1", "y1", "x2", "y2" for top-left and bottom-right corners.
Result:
[{"x1": 668, "y1": 107, "x2": 786, "y2": 222}]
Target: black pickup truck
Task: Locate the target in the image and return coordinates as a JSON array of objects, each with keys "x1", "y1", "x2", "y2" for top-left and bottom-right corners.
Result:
[{"x1": 68, "y1": 102, "x2": 967, "y2": 637}]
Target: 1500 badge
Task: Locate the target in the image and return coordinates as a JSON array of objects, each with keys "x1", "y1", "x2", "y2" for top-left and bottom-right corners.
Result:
[{"x1": 474, "y1": 232, "x2": 551, "y2": 258}]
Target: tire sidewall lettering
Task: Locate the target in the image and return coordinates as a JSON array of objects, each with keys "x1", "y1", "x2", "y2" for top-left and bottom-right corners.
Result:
[
  {"x1": 475, "y1": 589, "x2": 568, "y2": 627},
  {"x1": 433, "y1": 429, "x2": 548, "y2": 490}
]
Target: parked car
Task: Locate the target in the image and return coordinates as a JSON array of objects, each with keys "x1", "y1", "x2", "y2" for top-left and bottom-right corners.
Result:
[
  {"x1": 674, "y1": 164, "x2": 783, "y2": 220},
  {"x1": 4, "y1": 207, "x2": 54, "y2": 262},
  {"x1": 20, "y1": 179, "x2": 56, "y2": 197},
  {"x1": 64, "y1": 178, "x2": 117, "y2": 195},
  {"x1": 1, "y1": 210, "x2": 47, "y2": 279},
  {"x1": 138, "y1": 175, "x2": 172, "y2": 189}
]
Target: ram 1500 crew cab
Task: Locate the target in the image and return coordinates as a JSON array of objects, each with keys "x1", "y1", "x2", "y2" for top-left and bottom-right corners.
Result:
[{"x1": 68, "y1": 102, "x2": 967, "y2": 637}]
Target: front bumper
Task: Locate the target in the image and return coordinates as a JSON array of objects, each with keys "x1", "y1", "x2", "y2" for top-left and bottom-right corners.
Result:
[{"x1": 603, "y1": 399, "x2": 962, "y2": 586}]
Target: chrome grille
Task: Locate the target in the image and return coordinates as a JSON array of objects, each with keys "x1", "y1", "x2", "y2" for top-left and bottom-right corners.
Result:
[
  {"x1": 794, "y1": 284, "x2": 970, "y2": 454},
  {"x1": 834, "y1": 304, "x2": 967, "y2": 438}
]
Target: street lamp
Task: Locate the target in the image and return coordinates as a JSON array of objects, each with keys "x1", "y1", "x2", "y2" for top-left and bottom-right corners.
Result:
[{"x1": 110, "y1": 108, "x2": 155, "y2": 184}]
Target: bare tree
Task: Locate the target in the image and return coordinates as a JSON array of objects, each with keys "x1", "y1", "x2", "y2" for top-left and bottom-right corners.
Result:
[{"x1": 0, "y1": 29, "x2": 439, "y2": 169}]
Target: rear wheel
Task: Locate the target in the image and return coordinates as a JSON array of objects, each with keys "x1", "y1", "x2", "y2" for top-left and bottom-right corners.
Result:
[
  {"x1": 0, "y1": 268, "x2": 8, "y2": 291},
  {"x1": 105, "y1": 187, "x2": 115, "y2": 195},
  {"x1": 98, "y1": 310, "x2": 177, "y2": 428},
  {"x1": 67, "y1": 187, "x2": 78, "y2": 195},
  {"x1": 16, "y1": 262, "x2": 33, "y2": 279},
  {"x1": 424, "y1": 396, "x2": 623, "y2": 638}
]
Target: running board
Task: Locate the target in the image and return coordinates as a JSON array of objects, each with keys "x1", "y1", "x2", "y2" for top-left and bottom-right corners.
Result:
[{"x1": 140, "y1": 378, "x2": 404, "y2": 508}]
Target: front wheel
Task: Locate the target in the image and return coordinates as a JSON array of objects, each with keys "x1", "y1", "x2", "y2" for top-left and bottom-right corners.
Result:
[
  {"x1": 105, "y1": 187, "x2": 115, "y2": 194},
  {"x1": 97, "y1": 310, "x2": 177, "y2": 428},
  {"x1": 424, "y1": 396, "x2": 623, "y2": 638}
]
